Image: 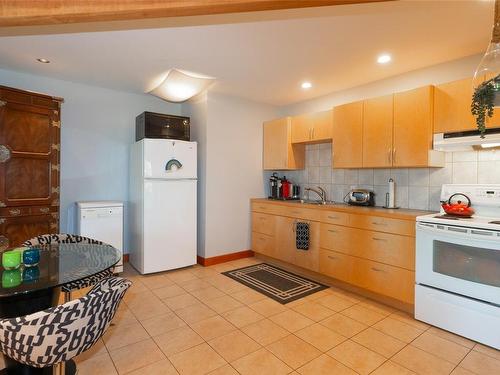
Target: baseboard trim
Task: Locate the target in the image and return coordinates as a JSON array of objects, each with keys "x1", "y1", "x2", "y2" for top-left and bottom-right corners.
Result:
[{"x1": 197, "y1": 250, "x2": 254, "y2": 267}]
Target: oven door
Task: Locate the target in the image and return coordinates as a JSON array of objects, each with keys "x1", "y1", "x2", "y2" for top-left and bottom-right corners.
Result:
[{"x1": 416, "y1": 222, "x2": 500, "y2": 306}]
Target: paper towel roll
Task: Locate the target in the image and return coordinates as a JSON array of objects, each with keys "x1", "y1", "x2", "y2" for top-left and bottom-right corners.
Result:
[{"x1": 388, "y1": 178, "x2": 395, "y2": 208}]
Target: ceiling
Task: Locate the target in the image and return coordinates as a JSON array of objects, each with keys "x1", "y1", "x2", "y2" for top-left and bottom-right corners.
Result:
[{"x1": 0, "y1": 0, "x2": 494, "y2": 106}]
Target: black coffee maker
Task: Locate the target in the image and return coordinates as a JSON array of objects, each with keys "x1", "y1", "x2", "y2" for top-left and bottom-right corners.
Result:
[{"x1": 269, "y1": 173, "x2": 280, "y2": 199}]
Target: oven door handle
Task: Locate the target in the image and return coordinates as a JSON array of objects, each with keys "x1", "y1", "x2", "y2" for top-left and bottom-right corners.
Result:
[{"x1": 417, "y1": 222, "x2": 500, "y2": 243}]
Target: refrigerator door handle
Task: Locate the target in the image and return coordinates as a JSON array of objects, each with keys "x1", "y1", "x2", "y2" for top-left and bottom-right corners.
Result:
[{"x1": 165, "y1": 158, "x2": 183, "y2": 171}]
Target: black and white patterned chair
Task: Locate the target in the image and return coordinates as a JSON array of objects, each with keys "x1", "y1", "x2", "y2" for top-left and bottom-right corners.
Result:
[
  {"x1": 23, "y1": 234, "x2": 115, "y2": 302},
  {"x1": 0, "y1": 277, "x2": 131, "y2": 372}
]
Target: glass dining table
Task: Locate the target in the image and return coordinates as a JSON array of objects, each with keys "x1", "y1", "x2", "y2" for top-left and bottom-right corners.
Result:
[{"x1": 0, "y1": 243, "x2": 121, "y2": 375}]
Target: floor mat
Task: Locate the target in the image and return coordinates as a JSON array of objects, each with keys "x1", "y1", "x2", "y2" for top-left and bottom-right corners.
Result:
[{"x1": 222, "y1": 263, "x2": 328, "y2": 304}]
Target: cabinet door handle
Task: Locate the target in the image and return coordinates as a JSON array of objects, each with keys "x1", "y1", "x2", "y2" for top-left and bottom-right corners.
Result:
[
  {"x1": 371, "y1": 267, "x2": 386, "y2": 272},
  {"x1": 312, "y1": 128, "x2": 315, "y2": 140},
  {"x1": 327, "y1": 255, "x2": 338, "y2": 260},
  {"x1": 328, "y1": 229, "x2": 338, "y2": 233},
  {"x1": 9, "y1": 209, "x2": 20, "y2": 216},
  {"x1": 393, "y1": 148, "x2": 396, "y2": 164},
  {"x1": 39, "y1": 207, "x2": 50, "y2": 214},
  {"x1": 388, "y1": 148, "x2": 392, "y2": 164},
  {"x1": 0, "y1": 145, "x2": 11, "y2": 163},
  {"x1": 327, "y1": 215, "x2": 339, "y2": 220},
  {"x1": 372, "y1": 237, "x2": 387, "y2": 241},
  {"x1": 372, "y1": 221, "x2": 387, "y2": 226}
]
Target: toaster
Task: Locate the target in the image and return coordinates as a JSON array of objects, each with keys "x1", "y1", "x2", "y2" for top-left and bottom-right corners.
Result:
[{"x1": 347, "y1": 189, "x2": 375, "y2": 206}]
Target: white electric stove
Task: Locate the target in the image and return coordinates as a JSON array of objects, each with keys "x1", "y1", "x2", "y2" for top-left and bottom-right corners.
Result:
[{"x1": 415, "y1": 184, "x2": 500, "y2": 349}]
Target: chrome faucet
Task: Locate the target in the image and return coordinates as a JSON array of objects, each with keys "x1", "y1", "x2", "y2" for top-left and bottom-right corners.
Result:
[{"x1": 305, "y1": 186, "x2": 327, "y2": 204}]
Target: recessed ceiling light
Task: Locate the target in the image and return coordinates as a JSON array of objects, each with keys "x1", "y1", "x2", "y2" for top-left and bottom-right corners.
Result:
[
  {"x1": 301, "y1": 82, "x2": 312, "y2": 89},
  {"x1": 377, "y1": 54, "x2": 392, "y2": 64},
  {"x1": 36, "y1": 58, "x2": 50, "y2": 64}
]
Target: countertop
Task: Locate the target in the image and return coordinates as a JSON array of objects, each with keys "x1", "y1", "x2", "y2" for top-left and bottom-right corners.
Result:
[{"x1": 251, "y1": 198, "x2": 435, "y2": 220}]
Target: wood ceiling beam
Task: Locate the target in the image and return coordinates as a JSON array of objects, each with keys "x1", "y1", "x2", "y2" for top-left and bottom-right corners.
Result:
[{"x1": 0, "y1": 0, "x2": 391, "y2": 27}]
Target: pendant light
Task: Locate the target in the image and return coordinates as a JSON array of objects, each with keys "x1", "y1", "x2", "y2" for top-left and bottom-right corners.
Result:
[{"x1": 472, "y1": 0, "x2": 500, "y2": 136}]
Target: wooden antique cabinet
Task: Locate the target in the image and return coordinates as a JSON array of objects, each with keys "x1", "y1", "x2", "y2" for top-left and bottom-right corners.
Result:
[{"x1": 0, "y1": 85, "x2": 62, "y2": 250}]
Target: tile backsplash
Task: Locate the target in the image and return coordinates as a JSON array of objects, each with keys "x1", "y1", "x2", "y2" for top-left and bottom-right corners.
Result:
[{"x1": 264, "y1": 143, "x2": 500, "y2": 211}]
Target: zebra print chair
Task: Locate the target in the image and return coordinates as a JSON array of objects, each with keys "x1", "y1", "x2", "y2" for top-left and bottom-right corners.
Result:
[
  {"x1": 0, "y1": 277, "x2": 131, "y2": 371},
  {"x1": 23, "y1": 234, "x2": 115, "y2": 302}
]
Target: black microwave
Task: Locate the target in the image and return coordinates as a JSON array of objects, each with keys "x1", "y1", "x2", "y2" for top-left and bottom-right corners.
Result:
[{"x1": 136, "y1": 112, "x2": 190, "y2": 141}]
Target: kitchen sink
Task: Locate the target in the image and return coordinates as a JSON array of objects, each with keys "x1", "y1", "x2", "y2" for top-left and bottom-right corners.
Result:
[{"x1": 289, "y1": 199, "x2": 336, "y2": 205}]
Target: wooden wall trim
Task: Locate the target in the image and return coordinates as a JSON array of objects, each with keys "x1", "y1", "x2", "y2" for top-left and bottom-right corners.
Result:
[
  {"x1": 197, "y1": 250, "x2": 254, "y2": 267},
  {"x1": 0, "y1": 1, "x2": 391, "y2": 27}
]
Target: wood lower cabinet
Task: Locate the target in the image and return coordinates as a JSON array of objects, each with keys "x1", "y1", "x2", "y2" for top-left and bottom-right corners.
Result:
[
  {"x1": 263, "y1": 117, "x2": 304, "y2": 170},
  {"x1": 251, "y1": 200, "x2": 417, "y2": 307},
  {"x1": 0, "y1": 85, "x2": 62, "y2": 248},
  {"x1": 332, "y1": 101, "x2": 363, "y2": 168}
]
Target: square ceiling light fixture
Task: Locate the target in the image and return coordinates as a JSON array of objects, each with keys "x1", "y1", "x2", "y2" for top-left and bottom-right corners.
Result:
[{"x1": 149, "y1": 69, "x2": 215, "y2": 103}]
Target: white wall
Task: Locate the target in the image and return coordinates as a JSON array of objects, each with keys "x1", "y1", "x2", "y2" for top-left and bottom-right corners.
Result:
[
  {"x1": 280, "y1": 53, "x2": 482, "y2": 115},
  {"x1": 0, "y1": 68, "x2": 181, "y2": 252},
  {"x1": 182, "y1": 93, "x2": 208, "y2": 257},
  {"x1": 184, "y1": 92, "x2": 279, "y2": 258}
]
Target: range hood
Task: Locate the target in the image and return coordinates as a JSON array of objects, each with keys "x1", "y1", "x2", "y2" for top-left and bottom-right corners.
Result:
[{"x1": 433, "y1": 128, "x2": 500, "y2": 151}]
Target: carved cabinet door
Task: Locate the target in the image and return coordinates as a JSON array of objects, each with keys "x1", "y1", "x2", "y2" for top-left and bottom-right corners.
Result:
[
  {"x1": 0, "y1": 100, "x2": 60, "y2": 208},
  {"x1": 0, "y1": 213, "x2": 58, "y2": 250}
]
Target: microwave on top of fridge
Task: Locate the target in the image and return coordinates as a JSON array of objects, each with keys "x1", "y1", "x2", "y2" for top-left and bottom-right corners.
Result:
[{"x1": 136, "y1": 111, "x2": 190, "y2": 142}]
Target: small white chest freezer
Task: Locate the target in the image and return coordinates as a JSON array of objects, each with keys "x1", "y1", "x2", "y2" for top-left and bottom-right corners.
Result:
[{"x1": 76, "y1": 201, "x2": 124, "y2": 273}]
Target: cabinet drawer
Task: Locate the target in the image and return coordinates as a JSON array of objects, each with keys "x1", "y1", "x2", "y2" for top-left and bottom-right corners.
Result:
[
  {"x1": 320, "y1": 223, "x2": 352, "y2": 251},
  {"x1": 320, "y1": 210, "x2": 349, "y2": 226},
  {"x1": 0, "y1": 207, "x2": 31, "y2": 218},
  {"x1": 319, "y1": 249, "x2": 356, "y2": 284},
  {"x1": 321, "y1": 224, "x2": 415, "y2": 270},
  {"x1": 252, "y1": 212, "x2": 276, "y2": 236},
  {"x1": 355, "y1": 259, "x2": 415, "y2": 304},
  {"x1": 252, "y1": 202, "x2": 282, "y2": 215},
  {"x1": 349, "y1": 214, "x2": 415, "y2": 236},
  {"x1": 252, "y1": 232, "x2": 274, "y2": 257},
  {"x1": 278, "y1": 206, "x2": 320, "y2": 221}
]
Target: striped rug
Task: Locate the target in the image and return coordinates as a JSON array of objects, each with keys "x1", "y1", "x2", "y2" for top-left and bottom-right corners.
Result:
[{"x1": 222, "y1": 263, "x2": 328, "y2": 304}]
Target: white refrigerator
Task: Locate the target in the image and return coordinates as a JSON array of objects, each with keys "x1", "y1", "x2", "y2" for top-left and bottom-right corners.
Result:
[{"x1": 130, "y1": 139, "x2": 197, "y2": 274}]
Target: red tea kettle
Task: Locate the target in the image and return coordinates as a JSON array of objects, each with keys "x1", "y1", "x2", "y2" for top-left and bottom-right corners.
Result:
[{"x1": 441, "y1": 193, "x2": 475, "y2": 217}]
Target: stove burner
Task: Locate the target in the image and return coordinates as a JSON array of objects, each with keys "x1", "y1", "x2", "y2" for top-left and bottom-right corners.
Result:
[
  {"x1": 433, "y1": 214, "x2": 473, "y2": 220},
  {"x1": 489, "y1": 221, "x2": 500, "y2": 225}
]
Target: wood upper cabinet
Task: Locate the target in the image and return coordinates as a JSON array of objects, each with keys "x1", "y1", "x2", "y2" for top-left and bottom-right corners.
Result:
[
  {"x1": 291, "y1": 110, "x2": 332, "y2": 144},
  {"x1": 263, "y1": 117, "x2": 304, "y2": 170},
  {"x1": 311, "y1": 110, "x2": 333, "y2": 142},
  {"x1": 332, "y1": 101, "x2": 363, "y2": 168},
  {"x1": 362, "y1": 95, "x2": 393, "y2": 168},
  {"x1": 434, "y1": 76, "x2": 500, "y2": 133},
  {"x1": 434, "y1": 77, "x2": 477, "y2": 133},
  {"x1": 291, "y1": 113, "x2": 313, "y2": 143},
  {"x1": 393, "y1": 86, "x2": 434, "y2": 167}
]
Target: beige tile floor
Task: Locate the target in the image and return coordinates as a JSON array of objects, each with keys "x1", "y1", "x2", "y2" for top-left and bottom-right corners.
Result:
[{"x1": 6, "y1": 257, "x2": 500, "y2": 374}]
